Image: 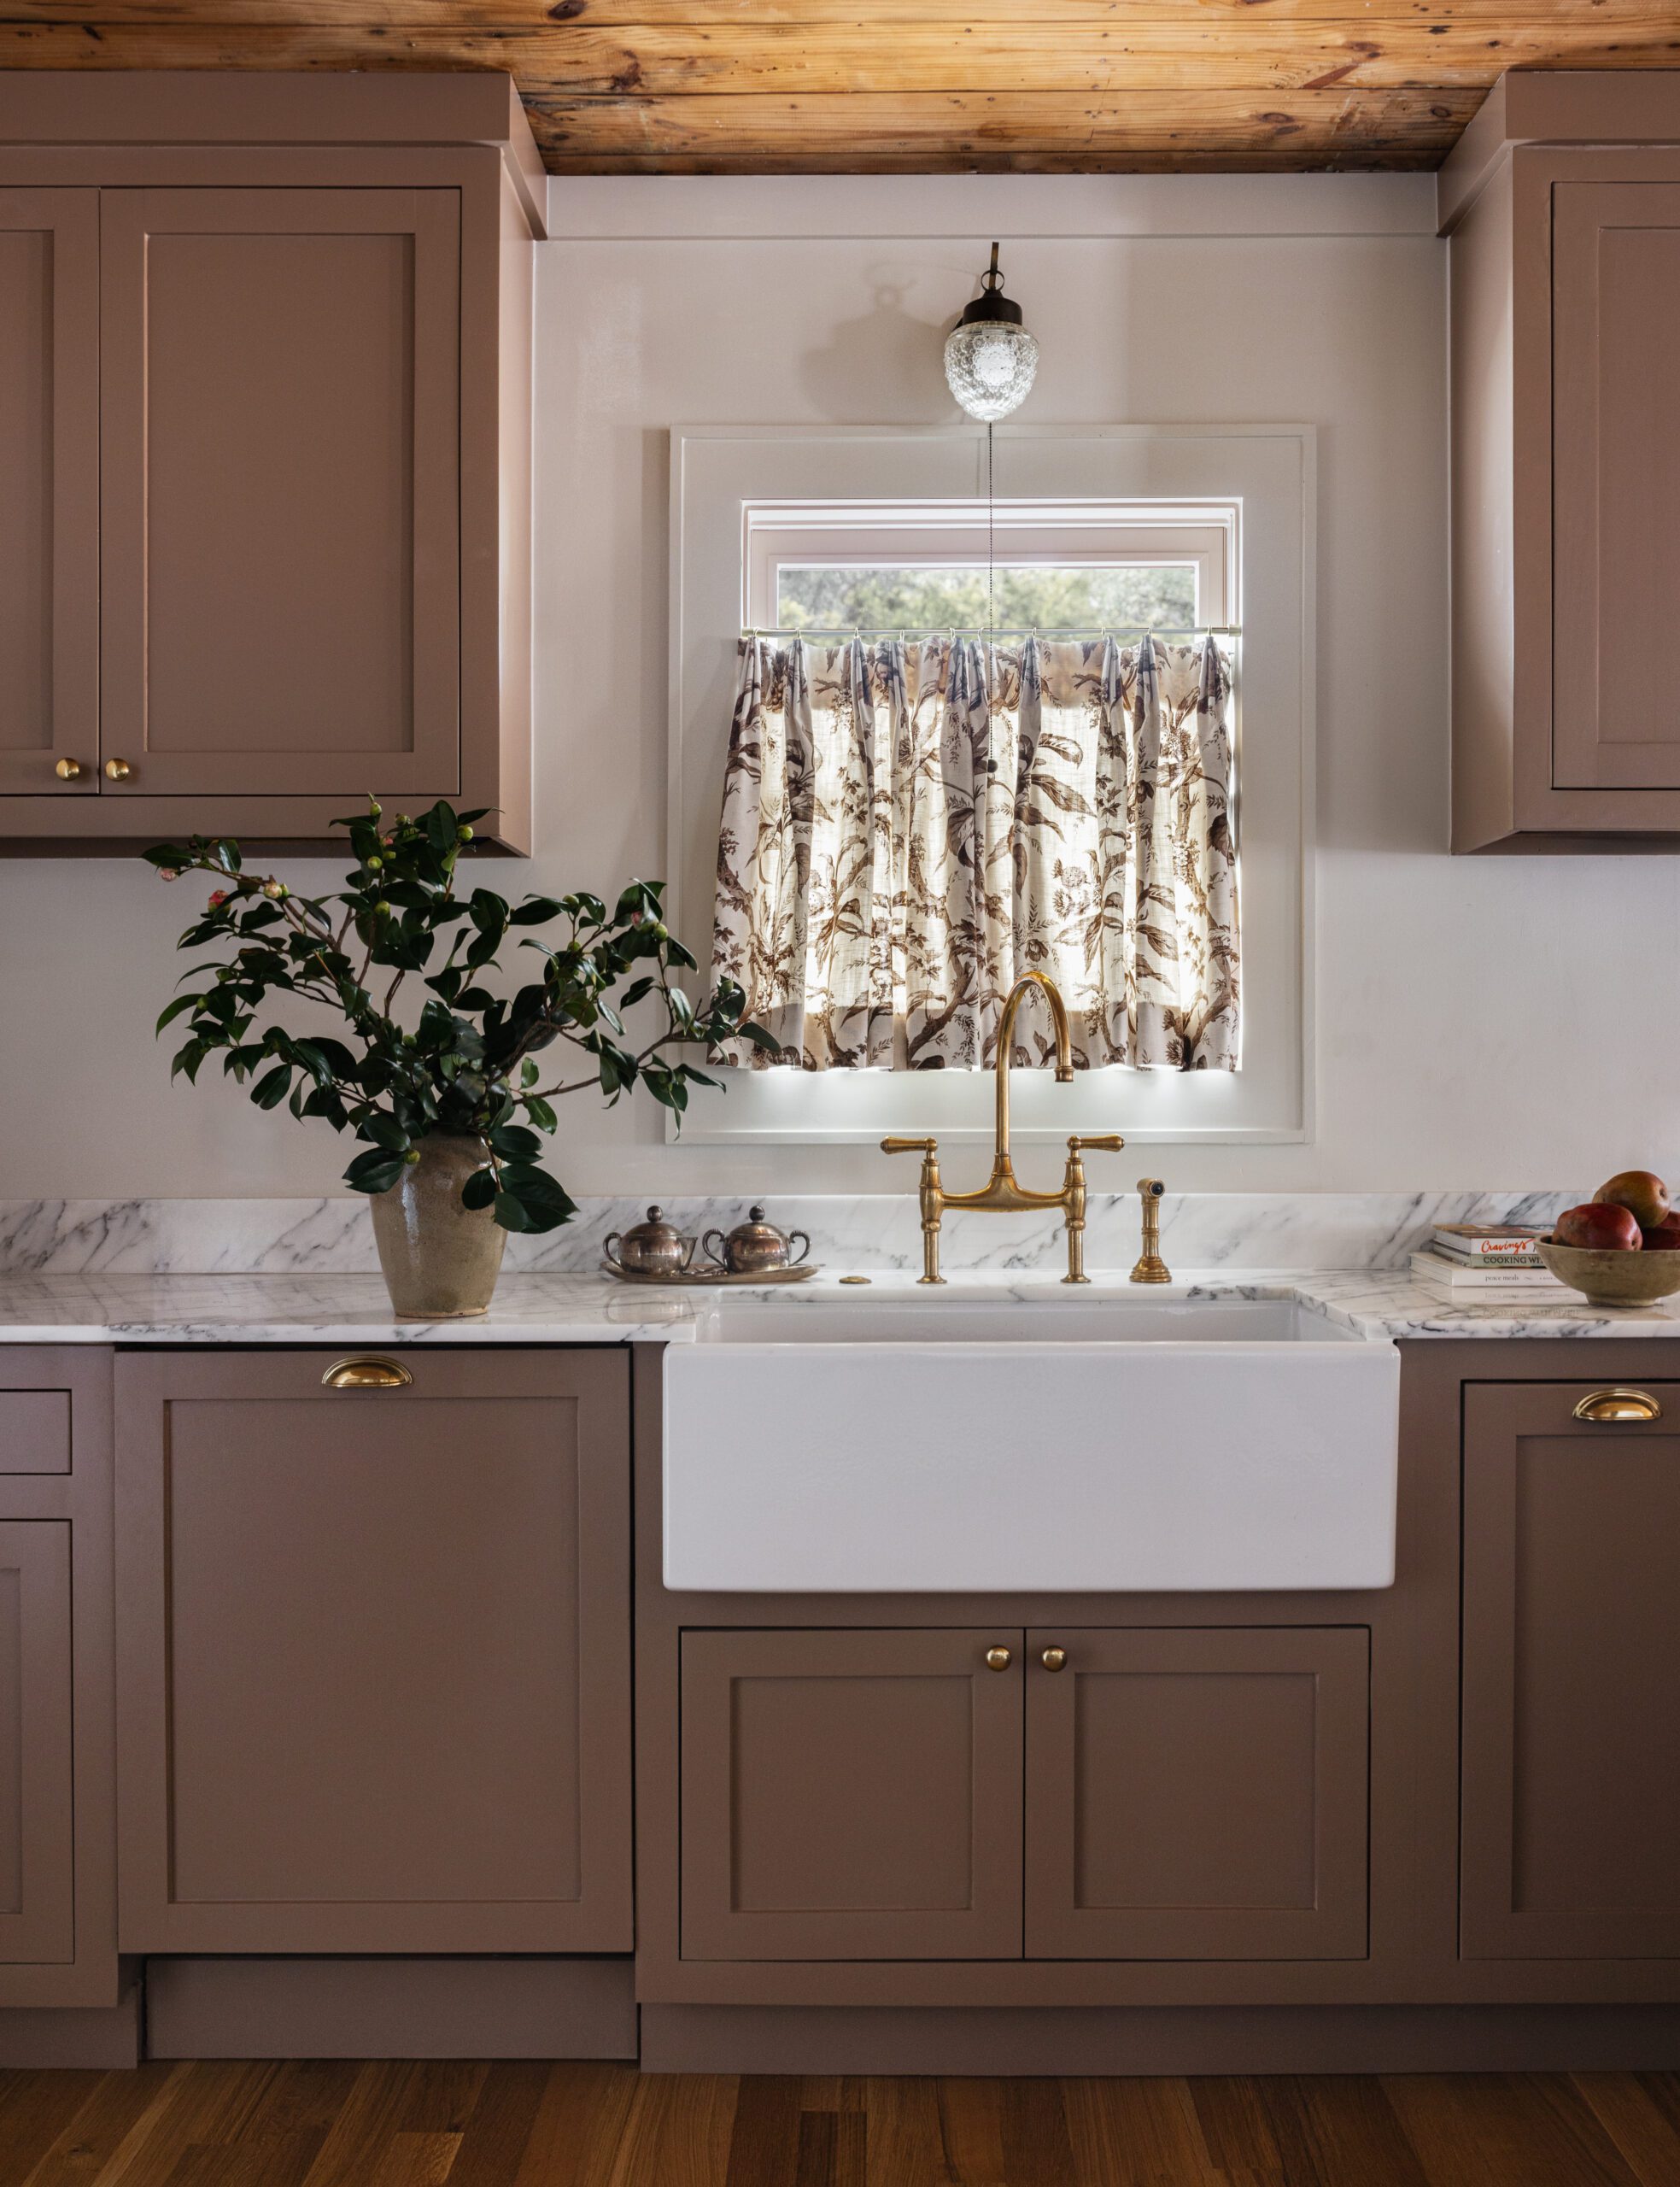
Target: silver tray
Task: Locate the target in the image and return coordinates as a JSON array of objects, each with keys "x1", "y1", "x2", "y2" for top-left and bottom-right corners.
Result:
[{"x1": 600, "y1": 1260, "x2": 821, "y2": 1287}]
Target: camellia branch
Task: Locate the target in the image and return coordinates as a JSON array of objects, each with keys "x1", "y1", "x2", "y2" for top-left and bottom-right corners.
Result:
[{"x1": 145, "y1": 798, "x2": 778, "y2": 1234}]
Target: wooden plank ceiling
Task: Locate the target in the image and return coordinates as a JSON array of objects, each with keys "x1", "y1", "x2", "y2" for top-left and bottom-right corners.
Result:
[{"x1": 6, "y1": 1, "x2": 1680, "y2": 173}]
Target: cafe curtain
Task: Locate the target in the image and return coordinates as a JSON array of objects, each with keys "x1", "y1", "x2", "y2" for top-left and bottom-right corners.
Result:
[{"x1": 709, "y1": 633, "x2": 1238, "y2": 1072}]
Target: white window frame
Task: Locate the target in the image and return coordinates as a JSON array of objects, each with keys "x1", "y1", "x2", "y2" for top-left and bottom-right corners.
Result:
[
  {"x1": 744, "y1": 499, "x2": 1232, "y2": 631},
  {"x1": 669, "y1": 425, "x2": 1314, "y2": 1146}
]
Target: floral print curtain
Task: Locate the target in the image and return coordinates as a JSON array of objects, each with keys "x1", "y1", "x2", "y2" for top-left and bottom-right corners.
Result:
[{"x1": 710, "y1": 633, "x2": 1238, "y2": 1073}]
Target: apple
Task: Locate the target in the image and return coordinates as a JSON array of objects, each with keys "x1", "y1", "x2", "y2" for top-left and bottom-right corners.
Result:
[
  {"x1": 1594, "y1": 1170, "x2": 1671, "y2": 1231},
  {"x1": 1644, "y1": 1212, "x2": 1680, "y2": 1251},
  {"x1": 1556, "y1": 1201, "x2": 1642, "y2": 1252}
]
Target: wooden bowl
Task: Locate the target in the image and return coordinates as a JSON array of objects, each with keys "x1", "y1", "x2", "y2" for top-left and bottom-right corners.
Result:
[{"x1": 1535, "y1": 1234, "x2": 1680, "y2": 1308}]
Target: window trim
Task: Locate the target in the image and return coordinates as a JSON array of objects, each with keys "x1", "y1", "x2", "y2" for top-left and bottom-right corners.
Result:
[{"x1": 669, "y1": 425, "x2": 1314, "y2": 1147}]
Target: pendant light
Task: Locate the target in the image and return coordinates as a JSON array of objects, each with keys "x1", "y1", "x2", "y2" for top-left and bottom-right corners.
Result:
[{"x1": 943, "y1": 242, "x2": 1039, "y2": 423}]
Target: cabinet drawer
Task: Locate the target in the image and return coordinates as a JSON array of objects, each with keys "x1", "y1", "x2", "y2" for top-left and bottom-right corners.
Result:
[
  {"x1": 0, "y1": 1391, "x2": 71, "y2": 1476},
  {"x1": 116, "y1": 1346, "x2": 632, "y2": 1954},
  {"x1": 1463, "y1": 1379, "x2": 1680, "y2": 1959}
]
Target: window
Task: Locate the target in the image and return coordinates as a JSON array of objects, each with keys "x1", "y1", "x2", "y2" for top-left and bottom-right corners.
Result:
[
  {"x1": 670, "y1": 428, "x2": 1313, "y2": 1146},
  {"x1": 744, "y1": 500, "x2": 1230, "y2": 634}
]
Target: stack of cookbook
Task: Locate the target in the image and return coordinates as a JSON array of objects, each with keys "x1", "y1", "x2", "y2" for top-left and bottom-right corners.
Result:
[{"x1": 1408, "y1": 1222, "x2": 1567, "y2": 1301}]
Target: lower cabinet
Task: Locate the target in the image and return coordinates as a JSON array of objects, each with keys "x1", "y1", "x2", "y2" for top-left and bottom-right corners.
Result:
[
  {"x1": 1025, "y1": 1625, "x2": 1369, "y2": 1961},
  {"x1": 0, "y1": 1351, "x2": 116, "y2": 2008},
  {"x1": 681, "y1": 1628, "x2": 1022, "y2": 1961},
  {"x1": 0, "y1": 1522, "x2": 74, "y2": 1971},
  {"x1": 680, "y1": 1623, "x2": 1370, "y2": 1964},
  {"x1": 115, "y1": 1346, "x2": 632, "y2": 1955},
  {"x1": 1462, "y1": 1379, "x2": 1680, "y2": 1959}
]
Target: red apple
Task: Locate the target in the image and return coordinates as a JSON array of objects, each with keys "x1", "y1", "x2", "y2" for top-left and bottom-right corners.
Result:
[
  {"x1": 1594, "y1": 1170, "x2": 1671, "y2": 1230},
  {"x1": 1556, "y1": 1201, "x2": 1642, "y2": 1252},
  {"x1": 1644, "y1": 1213, "x2": 1680, "y2": 1251}
]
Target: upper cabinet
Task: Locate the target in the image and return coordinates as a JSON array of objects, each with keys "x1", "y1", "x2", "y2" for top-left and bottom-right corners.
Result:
[
  {"x1": 0, "y1": 191, "x2": 98, "y2": 802},
  {"x1": 0, "y1": 74, "x2": 543, "y2": 853},
  {"x1": 1445, "y1": 73, "x2": 1680, "y2": 850}
]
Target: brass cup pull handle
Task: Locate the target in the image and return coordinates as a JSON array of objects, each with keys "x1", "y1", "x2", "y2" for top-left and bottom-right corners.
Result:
[
  {"x1": 103, "y1": 757, "x2": 132, "y2": 782},
  {"x1": 53, "y1": 757, "x2": 84, "y2": 781},
  {"x1": 1041, "y1": 1646, "x2": 1068, "y2": 1673},
  {"x1": 984, "y1": 1645, "x2": 1012, "y2": 1672},
  {"x1": 322, "y1": 1355, "x2": 413, "y2": 1391},
  {"x1": 1573, "y1": 1387, "x2": 1661, "y2": 1424}
]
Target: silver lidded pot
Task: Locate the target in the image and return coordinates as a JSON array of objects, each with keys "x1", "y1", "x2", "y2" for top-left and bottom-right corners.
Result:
[
  {"x1": 701, "y1": 1205, "x2": 811, "y2": 1275},
  {"x1": 602, "y1": 1205, "x2": 699, "y2": 1278}
]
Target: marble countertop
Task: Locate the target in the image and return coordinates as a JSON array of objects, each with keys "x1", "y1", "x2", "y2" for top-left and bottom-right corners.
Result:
[{"x1": 0, "y1": 1265, "x2": 1677, "y2": 1344}]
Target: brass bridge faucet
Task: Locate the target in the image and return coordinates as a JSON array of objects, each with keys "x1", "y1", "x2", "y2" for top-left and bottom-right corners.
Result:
[{"x1": 882, "y1": 970, "x2": 1124, "y2": 1285}]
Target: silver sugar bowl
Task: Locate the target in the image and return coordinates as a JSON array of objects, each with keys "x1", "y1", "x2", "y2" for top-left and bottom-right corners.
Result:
[
  {"x1": 700, "y1": 1205, "x2": 812, "y2": 1275},
  {"x1": 602, "y1": 1206, "x2": 700, "y2": 1278}
]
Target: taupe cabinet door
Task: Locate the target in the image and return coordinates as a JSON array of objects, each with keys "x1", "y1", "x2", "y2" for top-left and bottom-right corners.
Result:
[
  {"x1": 681, "y1": 1628, "x2": 1024, "y2": 1961},
  {"x1": 0, "y1": 191, "x2": 98, "y2": 800},
  {"x1": 0, "y1": 1523, "x2": 74, "y2": 1969},
  {"x1": 98, "y1": 189, "x2": 461, "y2": 800},
  {"x1": 115, "y1": 1348, "x2": 631, "y2": 1954},
  {"x1": 1462, "y1": 1380, "x2": 1680, "y2": 1959},
  {"x1": 1025, "y1": 1627, "x2": 1369, "y2": 1961},
  {"x1": 1552, "y1": 183, "x2": 1680, "y2": 792}
]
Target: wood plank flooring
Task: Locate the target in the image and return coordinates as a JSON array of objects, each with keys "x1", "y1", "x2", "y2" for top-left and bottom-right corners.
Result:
[{"x1": 5, "y1": 2062, "x2": 1680, "y2": 2186}]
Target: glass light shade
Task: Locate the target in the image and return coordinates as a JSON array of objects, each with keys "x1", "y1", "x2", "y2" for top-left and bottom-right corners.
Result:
[{"x1": 944, "y1": 318, "x2": 1039, "y2": 422}]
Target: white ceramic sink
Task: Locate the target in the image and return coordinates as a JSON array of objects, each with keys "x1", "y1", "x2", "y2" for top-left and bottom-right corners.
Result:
[{"x1": 662, "y1": 1290, "x2": 1399, "y2": 1593}]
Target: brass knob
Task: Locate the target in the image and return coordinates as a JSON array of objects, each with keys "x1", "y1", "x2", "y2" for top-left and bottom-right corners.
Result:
[
  {"x1": 321, "y1": 1355, "x2": 413, "y2": 1391},
  {"x1": 984, "y1": 1645, "x2": 1012, "y2": 1673},
  {"x1": 103, "y1": 757, "x2": 132, "y2": 782},
  {"x1": 1041, "y1": 1646, "x2": 1068, "y2": 1673},
  {"x1": 1573, "y1": 1387, "x2": 1661, "y2": 1424},
  {"x1": 53, "y1": 757, "x2": 84, "y2": 781}
]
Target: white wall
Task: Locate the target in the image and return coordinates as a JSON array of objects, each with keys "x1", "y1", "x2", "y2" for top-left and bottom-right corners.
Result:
[{"x1": 5, "y1": 173, "x2": 1677, "y2": 1201}]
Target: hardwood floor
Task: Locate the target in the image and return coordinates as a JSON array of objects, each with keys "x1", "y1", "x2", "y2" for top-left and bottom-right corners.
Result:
[{"x1": 4, "y1": 2062, "x2": 1680, "y2": 2187}]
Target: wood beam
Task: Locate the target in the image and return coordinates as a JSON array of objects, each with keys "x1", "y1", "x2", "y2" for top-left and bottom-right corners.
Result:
[
  {"x1": 0, "y1": 23, "x2": 1674, "y2": 94},
  {"x1": 521, "y1": 85, "x2": 1481, "y2": 167},
  {"x1": 4, "y1": 0, "x2": 1676, "y2": 21}
]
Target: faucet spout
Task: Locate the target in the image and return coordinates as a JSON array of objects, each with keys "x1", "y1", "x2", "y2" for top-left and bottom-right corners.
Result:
[{"x1": 992, "y1": 970, "x2": 1074, "y2": 1173}]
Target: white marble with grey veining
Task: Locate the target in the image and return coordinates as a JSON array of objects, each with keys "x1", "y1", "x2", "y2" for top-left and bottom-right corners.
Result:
[
  {"x1": 0, "y1": 1190, "x2": 1581, "y2": 1279},
  {"x1": 0, "y1": 1269, "x2": 700, "y2": 1345},
  {"x1": 0, "y1": 1262, "x2": 1676, "y2": 1345}
]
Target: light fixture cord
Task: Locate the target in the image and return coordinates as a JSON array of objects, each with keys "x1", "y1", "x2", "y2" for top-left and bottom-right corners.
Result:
[{"x1": 986, "y1": 421, "x2": 994, "y2": 636}]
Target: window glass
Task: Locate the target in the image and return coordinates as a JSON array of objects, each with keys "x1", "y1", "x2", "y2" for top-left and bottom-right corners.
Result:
[{"x1": 776, "y1": 562, "x2": 1197, "y2": 632}]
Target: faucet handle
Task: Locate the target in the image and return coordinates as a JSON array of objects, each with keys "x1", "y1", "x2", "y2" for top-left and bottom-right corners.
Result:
[
  {"x1": 1068, "y1": 1133, "x2": 1126, "y2": 1154},
  {"x1": 881, "y1": 1139, "x2": 945, "y2": 1287}
]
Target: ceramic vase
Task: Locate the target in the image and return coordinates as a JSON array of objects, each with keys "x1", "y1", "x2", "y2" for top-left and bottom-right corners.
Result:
[{"x1": 369, "y1": 1133, "x2": 507, "y2": 1318}]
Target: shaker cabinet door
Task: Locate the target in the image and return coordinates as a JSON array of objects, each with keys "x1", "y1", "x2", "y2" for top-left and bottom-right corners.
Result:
[
  {"x1": 1025, "y1": 1627, "x2": 1370, "y2": 1961},
  {"x1": 0, "y1": 191, "x2": 98, "y2": 800},
  {"x1": 681, "y1": 1627, "x2": 1024, "y2": 1961},
  {"x1": 98, "y1": 188, "x2": 461, "y2": 800},
  {"x1": 1462, "y1": 1380, "x2": 1680, "y2": 1959},
  {"x1": 0, "y1": 1522, "x2": 75, "y2": 1970},
  {"x1": 1552, "y1": 182, "x2": 1680, "y2": 792},
  {"x1": 115, "y1": 1346, "x2": 632, "y2": 1954}
]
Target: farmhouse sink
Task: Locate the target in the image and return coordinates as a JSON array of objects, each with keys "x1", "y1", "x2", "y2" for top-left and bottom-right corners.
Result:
[{"x1": 662, "y1": 1289, "x2": 1400, "y2": 1594}]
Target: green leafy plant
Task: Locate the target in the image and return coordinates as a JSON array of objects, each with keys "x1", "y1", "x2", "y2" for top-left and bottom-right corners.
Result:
[{"x1": 144, "y1": 799, "x2": 776, "y2": 1233}]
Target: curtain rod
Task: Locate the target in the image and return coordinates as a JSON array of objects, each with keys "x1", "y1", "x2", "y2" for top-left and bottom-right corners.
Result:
[{"x1": 742, "y1": 624, "x2": 1241, "y2": 639}]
